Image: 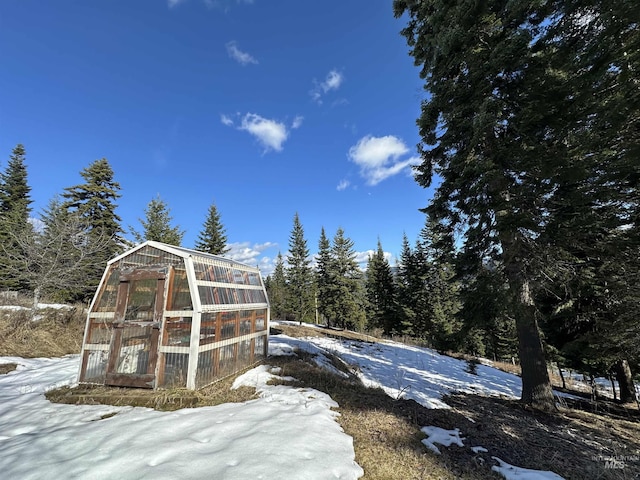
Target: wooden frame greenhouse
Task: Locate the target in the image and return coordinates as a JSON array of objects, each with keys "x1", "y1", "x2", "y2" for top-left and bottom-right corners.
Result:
[{"x1": 78, "y1": 241, "x2": 269, "y2": 390}]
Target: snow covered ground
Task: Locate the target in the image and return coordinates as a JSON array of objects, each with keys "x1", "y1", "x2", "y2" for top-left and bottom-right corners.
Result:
[{"x1": 0, "y1": 327, "x2": 567, "y2": 480}]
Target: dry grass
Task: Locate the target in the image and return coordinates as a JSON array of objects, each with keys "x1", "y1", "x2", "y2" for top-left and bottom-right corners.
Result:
[
  {"x1": 0, "y1": 305, "x2": 86, "y2": 358},
  {"x1": 46, "y1": 366, "x2": 260, "y2": 411}
]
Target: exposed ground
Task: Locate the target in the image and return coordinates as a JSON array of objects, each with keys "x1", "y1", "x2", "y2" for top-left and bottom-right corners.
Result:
[{"x1": 1, "y1": 310, "x2": 639, "y2": 479}]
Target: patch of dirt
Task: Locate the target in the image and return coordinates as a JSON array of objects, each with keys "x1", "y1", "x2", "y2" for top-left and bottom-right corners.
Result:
[{"x1": 0, "y1": 363, "x2": 17, "y2": 374}]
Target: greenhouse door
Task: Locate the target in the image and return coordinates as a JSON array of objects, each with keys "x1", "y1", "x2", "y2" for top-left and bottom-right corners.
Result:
[{"x1": 105, "y1": 267, "x2": 168, "y2": 388}]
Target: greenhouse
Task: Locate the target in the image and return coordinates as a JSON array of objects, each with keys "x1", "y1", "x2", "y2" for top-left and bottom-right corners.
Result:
[{"x1": 78, "y1": 241, "x2": 269, "y2": 390}]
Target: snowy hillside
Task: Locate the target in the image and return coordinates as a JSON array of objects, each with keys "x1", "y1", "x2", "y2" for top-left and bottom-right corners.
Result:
[{"x1": 0, "y1": 328, "x2": 576, "y2": 479}]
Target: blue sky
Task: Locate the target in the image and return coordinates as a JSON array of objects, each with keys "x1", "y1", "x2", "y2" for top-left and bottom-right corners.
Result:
[{"x1": 0, "y1": 0, "x2": 434, "y2": 275}]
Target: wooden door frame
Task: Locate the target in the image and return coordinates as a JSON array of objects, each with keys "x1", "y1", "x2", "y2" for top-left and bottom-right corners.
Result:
[{"x1": 105, "y1": 267, "x2": 168, "y2": 388}]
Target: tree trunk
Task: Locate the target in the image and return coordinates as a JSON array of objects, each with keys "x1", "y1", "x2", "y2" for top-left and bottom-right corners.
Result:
[
  {"x1": 30, "y1": 286, "x2": 41, "y2": 321},
  {"x1": 558, "y1": 365, "x2": 566, "y2": 390},
  {"x1": 614, "y1": 359, "x2": 637, "y2": 404},
  {"x1": 500, "y1": 224, "x2": 555, "y2": 411},
  {"x1": 512, "y1": 278, "x2": 556, "y2": 410},
  {"x1": 610, "y1": 375, "x2": 617, "y2": 401}
]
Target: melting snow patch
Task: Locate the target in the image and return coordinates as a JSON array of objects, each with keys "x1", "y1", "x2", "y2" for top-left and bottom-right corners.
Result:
[
  {"x1": 471, "y1": 446, "x2": 488, "y2": 453},
  {"x1": 421, "y1": 426, "x2": 464, "y2": 455},
  {"x1": 492, "y1": 457, "x2": 565, "y2": 480}
]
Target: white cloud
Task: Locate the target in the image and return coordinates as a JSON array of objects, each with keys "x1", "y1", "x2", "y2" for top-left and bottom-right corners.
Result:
[
  {"x1": 336, "y1": 179, "x2": 350, "y2": 191},
  {"x1": 227, "y1": 241, "x2": 277, "y2": 267},
  {"x1": 348, "y1": 135, "x2": 420, "y2": 185},
  {"x1": 291, "y1": 116, "x2": 304, "y2": 129},
  {"x1": 354, "y1": 249, "x2": 394, "y2": 269},
  {"x1": 322, "y1": 70, "x2": 343, "y2": 92},
  {"x1": 310, "y1": 69, "x2": 344, "y2": 104},
  {"x1": 168, "y1": 0, "x2": 186, "y2": 8},
  {"x1": 226, "y1": 41, "x2": 258, "y2": 66},
  {"x1": 221, "y1": 112, "x2": 293, "y2": 152},
  {"x1": 238, "y1": 113, "x2": 289, "y2": 152}
]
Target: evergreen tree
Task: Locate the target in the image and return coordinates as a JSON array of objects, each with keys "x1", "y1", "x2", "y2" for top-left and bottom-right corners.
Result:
[
  {"x1": 458, "y1": 261, "x2": 517, "y2": 360},
  {"x1": 395, "y1": 0, "x2": 639, "y2": 409},
  {"x1": 0, "y1": 144, "x2": 33, "y2": 291},
  {"x1": 267, "y1": 252, "x2": 287, "y2": 320},
  {"x1": 329, "y1": 228, "x2": 366, "y2": 331},
  {"x1": 315, "y1": 227, "x2": 336, "y2": 327},
  {"x1": 416, "y1": 219, "x2": 461, "y2": 351},
  {"x1": 285, "y1": 213, "x2": 314, "y2": 323},
  {"x1": 62, "y1": 158, "x2": 123, "y2": 256},
  {"x1": 395, "y1": 233, "x2": 420, "y2": 335},
  {"x1": 365, "y1": 240, "x2": 400, "y2": 335},
  {"x1": 0, "y1": 144, "x2": 32, "y2": 223},
  {"x1": 395, "y1": 0, "x2": 559, "y2": 409},
  {"x1": 131, "y1": 195, "x2": 185, "y2": 246},
  {"x1": 62, "y1": 158, "x2": 123, "y2": 300},
  {"x1": 194, "y1": 202, "x2": 229, "y2": 255}
]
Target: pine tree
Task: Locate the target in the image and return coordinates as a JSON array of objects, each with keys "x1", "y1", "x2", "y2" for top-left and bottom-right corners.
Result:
[
  {"x1": 315, "y1": 227, "x2": 336, "y2": 327},
  {"x1": 131, "y1": 195, "x2": 185, "y2": 246},
  {"x1": 285, "y1": 213, "x2": 314, "y2": 323},
  {"x1": 329, "y1": 227, "x2": 366, "y2": 331},
  {"x1": 267, "y1": 252, "x2": 287, "y2": 320},
  {"x1": 0, "y1": 144, "x2": 33, "y2": 291},
  {"x1": 0, "y1": 144, "x2": 32, "y2": 224},
  {"x1": 61, "y1": 158, "x2": 123, "y2": 300},
  {"x1": 395, "y1": 0, "x2": 559, "y2": 409},
  {"x1": 365, "y1": 240, "x2": 400, "y2": 335},
  {"x1": 194, "y1": 202, "x2": 229, "y2": 255},
  {"x1": 62, "y1": 158, "x2": 123, "y2": 256},
  {"x1": 417, "y1": 219, "x2": 461, "y2": 351},
  {"x1": 395, "y1": 0, "x2": 639, "y2": 409},
  {"x1": 395, "y1": 233, "x2": 419, "y2": 335}
]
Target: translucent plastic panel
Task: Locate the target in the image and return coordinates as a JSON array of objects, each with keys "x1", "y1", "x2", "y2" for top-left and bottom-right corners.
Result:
[
  {"x1": 236, "y1": 289, "x2": 249, "y2": 304},
  {"x1": 231, "y1": 269, "x2": 249, "y2": 285},
  {"x1": 160, "y1": 352, "x2": 188, "y2": 388},
  {"x1": 82, "y1": 350, "x2": 108, "y2": 383},
  {"x1": 124, "y1": 278, "x2": 157, "y2": 321},
  {"x1": 218, "y1": 344, "x2": 237, "y2": 377},
  {"x1": 220, "y1": 320, "x2": 237, "y2": 340},
  {"x1": 238, "y1": 340, "x2": 252, "y2": 368},
  {"x1": 163, "y1": 317, "x2": 191, "y2": 346},
  {"x1": 169, "y1": 268, "x2": 192, "y2": 310},
  {"x1": 114, "y1": 325, "x2": 154, "y2": 375},
  {"x1": 213, "y1": 265, "x2": 230, "y2": 283},
  {"x1": 255, "y1": 310, "x2": 267, "y2": 331},
  {"x1": 88, "y1": 321, "x2": 114, "y2": 344},
  {"x1": 254, "y1": 335, "x2": 267, "y2": 360},
  {"x1": 247, "y1": 271, "x2": 261, "y2": 286},
  {"x1": 249, "y1": 289, "x2": 267, "y2": 303},
  {"x1": 199, "y1": 313, "x2": 217, "y2": 345},
  {"x1": 93, "y1": 267, "x2": 120, "y2": 313},
  {"x1": 217, "y1": 287, "x2": 238, "y2": 304},
  {"x1": 198, "y1": 286, "x2": 266, "y2": 307},
  {"x1": 239, "y1": 319, "x2": 252, "y2": 335},
  {"x1": 118, "y1": 245, "x2": 184, "y2": 270},
  {"x1": 195, "y1": 349, "x2": 215, "y2": 388},
  {"x1": 239, "y1": 310, "x2": 253, "y2": 335},
  {"x1": 198, "y1": 286, "x2": 216, "y2": 305}
]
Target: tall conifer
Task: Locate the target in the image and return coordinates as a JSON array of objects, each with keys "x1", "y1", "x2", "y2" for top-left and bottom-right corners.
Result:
[{"x1": 194, "y1": 202, "x2": 229, "y2": 255}]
